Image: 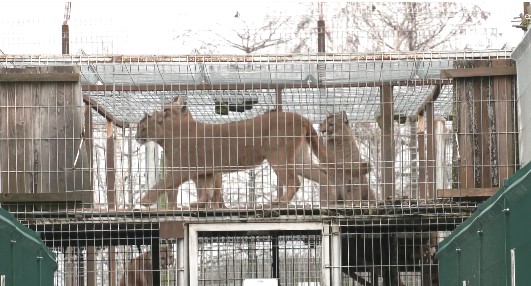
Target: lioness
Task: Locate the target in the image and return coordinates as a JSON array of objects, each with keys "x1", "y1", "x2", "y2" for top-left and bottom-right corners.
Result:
[
  {"x1": 136, "y1": 97, "x2": 368, "y2": 207},
  {"x1": 141, "y1": 99, "x2": 226, "y2": 209},
  {"x1": 319, "y1": 111, "x2": 376, "y2": 202},
  {"x1": 119, "y1": 245, "x2": 174, "y2": 286}
]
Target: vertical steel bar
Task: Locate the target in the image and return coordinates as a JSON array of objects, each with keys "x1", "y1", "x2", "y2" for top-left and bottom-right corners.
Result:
[
  {"x1": 322, "y1": 225, "x2": 331, "y2": 286},
  {"x1": 188, "y1": 225, "x2": 197, "y2": 286},
  {"x1": 331, "y1": 224, "x2": 341, "y2": 286},
  {"x1": 271, "y1": 235, "x2": 279, "y2": 279},
  {"x1": 177, "y1": 239, "x2": 185, "y2": 286}
]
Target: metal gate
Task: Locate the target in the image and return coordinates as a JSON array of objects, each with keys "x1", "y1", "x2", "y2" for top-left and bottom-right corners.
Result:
[{"x1": 189, "y1": 223, "x2": 325, "y2": 286}]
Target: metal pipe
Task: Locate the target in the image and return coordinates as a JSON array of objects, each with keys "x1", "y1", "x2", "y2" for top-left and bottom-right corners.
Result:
[
  {"x1": 175, "y1": 238, "x2": 186, "y2": 285},
  {"x1": 331, "y1": 224, "x2": 341, "y2": 286}
]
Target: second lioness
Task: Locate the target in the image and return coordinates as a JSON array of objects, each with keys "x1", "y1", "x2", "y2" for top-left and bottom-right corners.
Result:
[
  {"x1": 136, "y1": 97, "x2": 369, "y2": 206},
  {"x1": 319, "y1": 111, "x2": 376, "y2": 202}
]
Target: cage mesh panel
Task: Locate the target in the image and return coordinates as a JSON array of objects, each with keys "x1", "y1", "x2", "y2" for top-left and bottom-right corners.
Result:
[
  {"x1": 338, "y1": 222, "x2": 451, "y2": 286},
  {"x1": 197, "y1": 232, "x2": 321, "y2": 286},
  {"x1": 0, "y1": 1, "x2": 524, "y2": 284},
  {"x1": 0, "y1": 51, "x2": 518, "y2": 286}
]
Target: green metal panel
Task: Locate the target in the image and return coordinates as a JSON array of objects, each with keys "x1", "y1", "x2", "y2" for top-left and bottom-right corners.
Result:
[
  {"x1": 0, "y1": 207, "x2": 57, "y2": 286},
  {"x1": 437, "y1": 162, "x2": 531, "y2": 286},
  {"x1": 480, "y1": 202, "x2": 507, "y2": 286}
]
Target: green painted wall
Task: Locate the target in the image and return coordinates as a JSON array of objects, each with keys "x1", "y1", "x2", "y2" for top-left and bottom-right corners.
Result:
[
  {"x1": 0, "y1": 207, "x2": 57, "y2": 286},
  {"x1": 437, "y1": 162, "x2": 531, "y2": 286}
]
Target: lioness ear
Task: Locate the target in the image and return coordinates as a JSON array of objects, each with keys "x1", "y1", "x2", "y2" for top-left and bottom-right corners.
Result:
[
  {"x1": 157, "y1": 110, "x2": 165, "y2": 123},
  {"x1": 174, "y1": 96, "x2": 187, "y2": 107},
  {"x1": 340, "y1": 111, "x2": 349, "y2": 123},
  {"x1": 163, "y1": 107, "x2": 172, "y2": 119}
]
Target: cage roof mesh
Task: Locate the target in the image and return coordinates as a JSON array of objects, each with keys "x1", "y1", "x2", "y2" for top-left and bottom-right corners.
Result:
[{"x1": 0, "y1": 51, "x2": 511, "y2": 125}]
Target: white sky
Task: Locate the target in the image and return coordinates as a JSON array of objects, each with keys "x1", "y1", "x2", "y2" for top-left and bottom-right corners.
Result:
[{"x1": 0, "y1": 0, "x2": 527, "y2": 54}]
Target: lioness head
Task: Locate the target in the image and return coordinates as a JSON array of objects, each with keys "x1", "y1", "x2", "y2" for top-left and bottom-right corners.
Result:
[
  {"x1": 136, "y1": 97, "x2": 191, "y2": 145},
  {"x1": 136, "y1": 110, "x2": 164, "y2": 144},
  {"x1": 319, "y1": 111, "x2": 350, "y2": 136}
]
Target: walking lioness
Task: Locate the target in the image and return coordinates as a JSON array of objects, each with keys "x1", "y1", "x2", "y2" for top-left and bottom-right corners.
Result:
[
  {"x1": 319, "y1": 111, "x2": 376, "y2": 202},
  {"x1": 142, "y1": 99, "x2": 226, "y2": 209},
  {"x1": 136, "y1": 97, "x2": 368, "y2": 207}
]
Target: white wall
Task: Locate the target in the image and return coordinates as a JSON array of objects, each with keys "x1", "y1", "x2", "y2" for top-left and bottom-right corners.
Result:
[{"x1": 512, "y1": 30, "x2": 531, "y2": 166}]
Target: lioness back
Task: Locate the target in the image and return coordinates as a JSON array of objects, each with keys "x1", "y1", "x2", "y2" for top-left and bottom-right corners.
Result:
[{"x1": 155, "y1": 110, "x2": 316, "y2": 169}]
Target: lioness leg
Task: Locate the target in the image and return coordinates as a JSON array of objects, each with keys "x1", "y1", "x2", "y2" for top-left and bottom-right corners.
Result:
[
  {"x1": 140, "y1": 172, "x2": 186, "y2": 206},
  {"x1": 190, "y1": 173, "x2": 226, "y2": 209},
  {"x1": 273, "y1": 169, "x2": 301, "y2": 206},
  {"x1": 345, "y1": 176, "x2": 376, "y2": 202},
  {"x1": 298, "y1": 167, "x2": 338, "y2": 205},
  {"x1": 212, "y1": 173, "x2": 226, "y2": 208},
  {"x1": 293, "y1": 147, "x2": 339, "y2": 205}
]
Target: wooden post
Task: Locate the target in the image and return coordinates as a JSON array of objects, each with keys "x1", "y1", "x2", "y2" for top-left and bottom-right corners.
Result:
[
  {"x1": 408, "y1": 117, "x2": 419, "y2": 200},
  {"x1": 380, "y1": 84, "x2": 395, "y2": 200},
  {"x1": 417, "y1": 115, "x2": 427, "y2": 199},
  {"x1": 84, "y1": 103, "x2": 96, "y2": 286},
  {"x1": 492, "y1": 59, "x2": 517, "y2": 184},
  {"x1": 65, "y1": 247, "x2": 78, "y2": 286},
  {"x1": 275, "y1": 88, "x2": 283, "y2": 112},
  {"x1": 84, "y1": 105, "x2": 94, "y2": 191},
  {"x1": 62, "y1": 2, "x2": 70, "y2": 55},
  {"x1": 425, "y1": 101, "x2": 436, "y2": 199},
  {"x1": 435, "y1": 119, "x2": 447, "y2": 191},
  {"x1": 106, "y1": 121, "x2": 115, "y2": 210},
  {"x1": 62, "y1": 24, "x2": 69, "y2": 54},
  {"x1": 86, "y1": 247, "x2": 96, "y2": 286},
  {"x1": 109, "y1": 246, "x2": 117, "y2": 286}
]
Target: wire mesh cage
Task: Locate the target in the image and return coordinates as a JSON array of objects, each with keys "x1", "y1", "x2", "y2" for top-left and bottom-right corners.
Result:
[
  {"x1": 0, "y1": 52, "x2": 518, "y2": 213},
  {"x1": 0, "y1": 2, "x2": 526, "y2": 285},
  {"x1": 0, "y1": 51, "x2": 519, "y2": 286}
]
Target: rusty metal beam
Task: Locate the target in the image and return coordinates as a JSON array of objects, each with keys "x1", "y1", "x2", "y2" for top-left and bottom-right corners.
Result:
[
  {"x1": 437, "y1": 188, "x2": 499, "y2": 198},
  {"x1": 83, "y1": 95, "x2": 130, "y2": 128},
  {"x1": 440, "y1": 66, "x2": 516, "y2": 79},
  {"x1": 417, "y1": 84, "x2": 441, "y2": 116}
]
